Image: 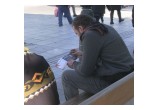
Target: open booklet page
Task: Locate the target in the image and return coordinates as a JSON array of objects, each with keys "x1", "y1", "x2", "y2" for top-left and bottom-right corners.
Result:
[{"x1": 56, "y1": 54, "x2": 77, "y2": 69}]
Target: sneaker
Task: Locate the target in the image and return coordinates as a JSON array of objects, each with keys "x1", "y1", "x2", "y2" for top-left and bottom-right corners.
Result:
[
  {"x1": 110, "y1": 21, "x2": 114, "y2": 25},
  {"x1": 119, "y1": 19, "x2": 124, "y2": 22},
  {"x1": 59, "y1": 24, "x2": 63, "y2": 27}
]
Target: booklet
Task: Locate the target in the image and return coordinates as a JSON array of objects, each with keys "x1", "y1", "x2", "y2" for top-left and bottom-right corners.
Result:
[{"x1": 56, "y1": 53, "x2": 77, "y2": 69}]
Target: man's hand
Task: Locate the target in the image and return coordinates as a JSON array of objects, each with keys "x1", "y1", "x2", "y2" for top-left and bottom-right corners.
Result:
[
  {"x1": 70, "y1": 49, "x2": 82, "y2": 57},
  {"x1": 67, "y1": 59, "x2": 75, "y2": 69}
]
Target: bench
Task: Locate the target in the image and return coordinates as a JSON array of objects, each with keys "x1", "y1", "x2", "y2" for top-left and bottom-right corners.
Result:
[{"x1": 62, "y1": 72, "x2": 134, "y2": 105}]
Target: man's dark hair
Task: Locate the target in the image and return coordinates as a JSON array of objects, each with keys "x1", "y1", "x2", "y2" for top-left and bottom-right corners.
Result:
[
  {"x1": 72, "y1": 15, "x2": 108, "y2": 41},
  {"x1": 72, "y1": 15, "x2": 95, "y2": 30}
]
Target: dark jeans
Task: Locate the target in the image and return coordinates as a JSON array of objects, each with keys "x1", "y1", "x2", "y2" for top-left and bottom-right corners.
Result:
[
  {"x1": 58, "y1": 6, "x2": 72, "y2": 26},
  {"x1": 110, "y1": 9, "x2": 122, "y2": 22},
  {"x1": 94, "y1": 14, "x2": 104, "y2": 23},
  {"x1": 61, "y1": 70, "x2": 110, "y2": 100},
  {"x1": 71, "y1": 5, "x2": 76, "y2": 15}
]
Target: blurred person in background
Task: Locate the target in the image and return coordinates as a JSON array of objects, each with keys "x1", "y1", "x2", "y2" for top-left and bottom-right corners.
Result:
[
  {"x1": 108, "y1": 5, "x2": 124, "y2": 24},
  {"x1": 92, "y1": 5, "x2": 105, "y2": 23},
  {"x1": 57, "y1": 5, "x2": 72, "y2": 27}
]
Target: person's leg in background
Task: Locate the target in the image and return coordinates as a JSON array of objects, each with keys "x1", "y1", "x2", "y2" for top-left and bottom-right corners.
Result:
[
  {"x1": 100, "y1": 16, "x2": 104, "y2": 23},
  {"x1": 62, "y1": 70, "x2": 110, "y2": 100},
  {"x1": 64, "y1": 6, "x2": 73, "y2": 24},
  {"x1": 117, "y1": 9, "x2": 124, "y2": 22},
  {"x1": 58, "y1": 7, "x2": 64, "y2": 27},
  {"x1": 100, "y1": 13, "x2": 104, "y2": 23},
  {"x1": 94, "y1": 14, "x2": 101, "y2": 22},
  {"x1": 71, "y1": 5, "x2": 77, "y2": 17},
  {"x1": 110, "y1": 9, "x2": 114, "y2": 24},
  {"x1": 116, "y1": 5, "x2": 124, "y2": 23}
]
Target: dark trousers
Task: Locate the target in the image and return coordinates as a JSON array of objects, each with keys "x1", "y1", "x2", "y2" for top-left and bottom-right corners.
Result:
[
  {"x1": 62, "y1": 70, "x2": 110, "y2": 100},
  {"x1": 58, "y1": 6, "x2": 72, "y2": 26},
  {"x1": 62, "y1": 68, "x2": 133, "y2": 101},
  {"x1": 110, "y1": 9, "x2": 122, "y2": 22},
  {"x1": 71, "y1": 5, "x2": 76, "y2": 15},
  {"x1": 94, "y1": 14, "x2": 104, "y2": 23}
]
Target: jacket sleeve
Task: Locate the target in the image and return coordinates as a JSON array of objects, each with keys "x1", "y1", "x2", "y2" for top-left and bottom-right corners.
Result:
[{"x1": 73, "y1": 31, "x2": 102, "y2": 76}]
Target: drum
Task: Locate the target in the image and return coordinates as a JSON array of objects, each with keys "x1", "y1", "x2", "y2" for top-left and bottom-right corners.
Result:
[{"x1": 24, "y1": 48, "x2": 60, "y2": 105}]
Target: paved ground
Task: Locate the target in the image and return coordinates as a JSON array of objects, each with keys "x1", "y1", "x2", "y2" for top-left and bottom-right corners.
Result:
[{"x1": 24, "y1": 5, "x2": 134, "y2": 104}]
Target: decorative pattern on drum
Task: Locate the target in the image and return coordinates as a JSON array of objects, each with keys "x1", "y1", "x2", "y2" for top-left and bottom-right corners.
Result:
[
  {"x1": 24, "y1": 67, "x2": 55, "y2": 103},
  {"x1": 24, "y1": 47, "x2": 60, "y2": 105}
]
